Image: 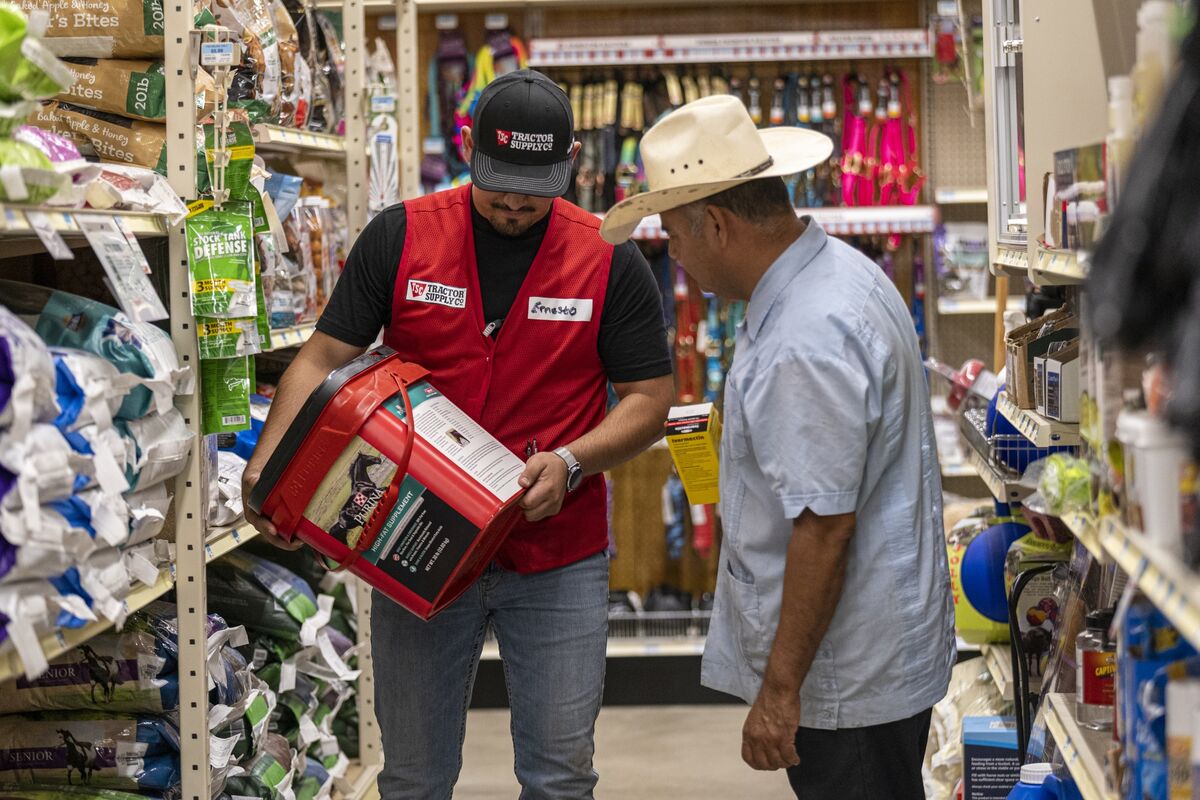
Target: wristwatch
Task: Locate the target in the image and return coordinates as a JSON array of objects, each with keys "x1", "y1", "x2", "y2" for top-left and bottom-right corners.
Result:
[{"x1": 554, "y1": 446, "x2": 584, "y2": 493}]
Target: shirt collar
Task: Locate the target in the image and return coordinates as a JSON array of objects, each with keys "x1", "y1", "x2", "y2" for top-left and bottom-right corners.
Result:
[{"x1": 744, "y1": 217, "x2": 827, "y2": 342}]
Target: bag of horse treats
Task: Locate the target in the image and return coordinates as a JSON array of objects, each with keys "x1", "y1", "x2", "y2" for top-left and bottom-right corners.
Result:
[
  {"x1": 14, "y1": 0, "x2": 166, "y2": 58},
  {"x1": 214, "y1": 0, "x2": 280, "y2": 122},
  {"x1": 56, "y1": 59, "x2": 165, "y2": 121},
  {"x1": 35, "y1": 101, "x2": 167, "y2": 171}
]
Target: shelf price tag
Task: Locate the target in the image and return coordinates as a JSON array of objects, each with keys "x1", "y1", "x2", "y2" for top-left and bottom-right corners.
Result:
[
  {"x1": 25, "y1": 210, "x2": 74, "y2": 260},
  {"x1": 201, "y1": 42, "x2": 237, "y2": 67},
  {"x1": 79, "y1": 215, "x2": 168, "y2": 322}
]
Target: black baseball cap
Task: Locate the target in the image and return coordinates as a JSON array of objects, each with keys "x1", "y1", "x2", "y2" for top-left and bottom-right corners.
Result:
[{"x1": 470, "y1": 70, "x2": 575, "y2": 198}]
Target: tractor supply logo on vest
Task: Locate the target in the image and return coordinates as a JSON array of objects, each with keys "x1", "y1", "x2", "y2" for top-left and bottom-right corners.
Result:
[
  {"x1": 406, "y1": 280, "x2": 467, "y2": 309},
  {"x1": 528, "y1": 297, "x2": 593, "y2": 322},
  {"x1": 495, "y1": 130, "x2": 555, "y2": 152}
]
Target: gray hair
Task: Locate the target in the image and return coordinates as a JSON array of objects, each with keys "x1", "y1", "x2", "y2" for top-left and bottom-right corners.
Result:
[{"x1": 682, "y1": 177, "x2": 796, "y2": 235}]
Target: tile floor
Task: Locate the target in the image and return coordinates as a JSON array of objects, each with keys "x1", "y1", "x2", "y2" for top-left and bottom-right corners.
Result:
[{"x1": 453, "y1": 705, "x2": 795, "y2": 799}]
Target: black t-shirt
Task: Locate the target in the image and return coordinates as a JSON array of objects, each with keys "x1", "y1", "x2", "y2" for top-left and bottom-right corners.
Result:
[{"x1": 316, "y1": 202, "x2": 672, "y2": 384}]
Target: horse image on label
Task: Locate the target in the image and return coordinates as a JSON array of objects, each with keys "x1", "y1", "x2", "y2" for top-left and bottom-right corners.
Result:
[
  {"x1": 328, "y1": 453, "x2": 387, "y2": 545},
  {"x1": 78, "y1": 644, "x2": 123, "y2": 704},
  {"x1": 57, "y1": 729, "x2": 96, "y2": 785}
]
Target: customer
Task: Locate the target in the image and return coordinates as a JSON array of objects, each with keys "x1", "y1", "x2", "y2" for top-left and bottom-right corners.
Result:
[
  {"x1": 601, "y1": 95, "x2": 954, "y2": 799},
  {"x1": 244, "y1": 70, "x2": 673, "y2": 799}
]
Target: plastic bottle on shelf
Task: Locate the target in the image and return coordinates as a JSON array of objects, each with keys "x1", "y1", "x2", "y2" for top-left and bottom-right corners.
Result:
[
  {"x1": 1131, "y1": 0, "x2": 1174, "y2": 131},
  {"x1": 1105, "y1": 76, "x2": 1135, "y2": 212},
  {"x1": 1006, "y1": 763, "x2": 1054, "y2": 799},
  {"x1": 1076, "y1": 608, "x2": 1116, "y2": 730}
]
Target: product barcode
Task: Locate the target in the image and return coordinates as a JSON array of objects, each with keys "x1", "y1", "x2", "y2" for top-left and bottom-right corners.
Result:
[{"x1": 222, "y1": 415, "x2": 247, "y2": 426}]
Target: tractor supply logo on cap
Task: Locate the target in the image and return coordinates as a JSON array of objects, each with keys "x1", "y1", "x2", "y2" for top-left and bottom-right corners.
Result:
[
  {"x1": 495, "y1": 130, "x2": 555, "y2": 152},
  {"x1": 406, "y1": 280, "x2": 467, "y2": 309},
  {"x1": 528, "y1": 297, "x2": 593, "y2": 322}
]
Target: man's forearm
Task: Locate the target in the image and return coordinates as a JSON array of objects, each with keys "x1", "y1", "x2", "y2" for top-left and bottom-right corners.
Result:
[
  {"x1": 762, "y1": 510, "x2": 855, "y2": 695},
  {"x1": 567, "y1": 377, "x2": 673, "y2": 475}
]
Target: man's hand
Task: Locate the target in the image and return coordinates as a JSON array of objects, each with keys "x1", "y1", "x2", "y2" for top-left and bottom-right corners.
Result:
[
  {"x1": 518, "y1": 452, "x2": 569, "y2": 522},
  {"x1": 742, "y1": 682, "x2": 802, "y2": 771},
  {"x1": 242, "y1": 471, "x2": 304, "y2": 551}
]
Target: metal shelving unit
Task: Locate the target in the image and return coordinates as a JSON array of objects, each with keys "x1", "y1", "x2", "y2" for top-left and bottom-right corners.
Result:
[
  {"x1": 992, "y1": 241, "x2": 1029, "y2": 278},
  {"x1": 1030, "y1": 243, "x2": 1087, "y2": 286},
  {"x1": 935, "y1": 187, "x2": 989, "y2": 204},
  {"x1": 965, "y1": 441, "x2": 1031, "y2": 504},
  {"x1": 265, "y1": 322, "x2": 319, "y2": 351},
  {"x1": 981, "y1": 643, "x2": 1013, "y2": 699},
  {"x1": 937, "y1": 296, "x2": 1023, "y2": 315},
  {"x1": 1063, "y1": 511, "x2": 1103, "y2": 561},
  {"x1": 616, "y1": 206, "x2": 939, "y2": 242},
  {"x1": 528, "y1": 29, "x2": 931, "y2": 66},
  {"x1": 1099, "y1": 516, "x2": 1200, "y2": 652},
  {"x1": 995, "y1": 390, "x2": 1080, "y2": 446},
  {"x1": 0, "y1": 205, "x2": 172, "y2": 237},
  {"x1": 252, "y1": 124, "x2": 349, "y2": 156},
  {"x1": 1043, "y1": 693, "x2": 1115, "y2": 800}
]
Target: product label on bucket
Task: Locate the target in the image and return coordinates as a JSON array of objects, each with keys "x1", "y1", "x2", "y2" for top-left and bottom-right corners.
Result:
[
  {"x1": 301, "y1": 436, "x2": 478, "y2": 601},
  {"x1": 382, "y1": 383, "x2": 525, "y2": 502}
]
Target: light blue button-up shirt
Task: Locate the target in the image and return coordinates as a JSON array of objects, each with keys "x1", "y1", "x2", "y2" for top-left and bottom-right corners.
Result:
[{"x1": 700, "y1": 219, "x2": 955, "y2": 730}]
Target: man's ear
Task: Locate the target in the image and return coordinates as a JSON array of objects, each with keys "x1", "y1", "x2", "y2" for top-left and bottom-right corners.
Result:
[
  {"x1": 461, "y1": 126, "x2": 475, "y2": 161},
  {"x1": 707, "y1": 204, "x2": 733, "y2": 248},
  {"x1": 569, "y1": 140, "x2": 581, "y2": 163}
]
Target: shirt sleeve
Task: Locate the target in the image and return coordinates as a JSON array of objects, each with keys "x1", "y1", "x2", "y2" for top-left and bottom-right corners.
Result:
[
  {"x1": 743, "y1": 351, "x2": 874, "y2": 519},
  {"x1": 597, "y1": 241, "x2": 673, "y2": 383},
  {"x1": 315, "y1": 204, "x2": 406, "y2": 347}
]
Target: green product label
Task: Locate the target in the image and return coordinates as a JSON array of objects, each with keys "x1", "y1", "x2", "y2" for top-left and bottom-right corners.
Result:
[
  {"x1": 187, "y1": 202, "x2": 256, "y2": 319},
  {"x1": 125, "y1": 65, "x2": 166, "y2": 119},
  {"x1": 200, "y1": 356, "x2": 251, "y2": 435},
  {"x1": 144, "y1": 0, "x2": 165, "y2": 35},
  {"x1": 248, "y1": 754, "x2": 288, "y2": 789},
  {"x1": 204, "y1": 122, "x2": 255, "y2": 200},
  {"x1": 197, "y1": 316, "x2": 260, "y2": 360},
  {"x1": 246, "y1": 694, "x2": 270, "y2": 727}
]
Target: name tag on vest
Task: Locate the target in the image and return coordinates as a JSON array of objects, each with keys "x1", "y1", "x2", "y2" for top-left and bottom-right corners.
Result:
[
  {"x1": 406, "y1": 279, "x2": 467, "y2": 308},
  {"x1": 528, "y1": 297, "x2": 593, "y2": 322}
]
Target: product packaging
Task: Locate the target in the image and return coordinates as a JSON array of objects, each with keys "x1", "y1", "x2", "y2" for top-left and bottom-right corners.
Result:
[
  {"x1": 14, "y1": 0, "x2": 167, "y2": 58},
  {"x1": 213, "y1": 0, "x2": 281, "y2": 122},
  {"x1": 56, "y1": 58, "x2": 166, "y2": 120},
  {"x1": 962, "y1": 716, "x2": 1020, "y2": 799},
  {"x1": 1004, "y1": 532, "x2": 1072, "y2": 687},
  {"x1": 0, "y1": 4, "x2": 75, "y2": 102},
  {"x1": 1075, "y1": 609, "x2": 1115, "y2": 731},
  {"x1": 200, "y1": 356, "x2": 252, "y2": 435},
  {"x1": 31, "y1": 101, "x2": 167, "y2": 171},
  {"x1": 186, "y1": 201, "x2": 257, "y2": 320},
  {"x1": 248, "y1": 347, "x2": 528, "y2": 621},
  {"x1": 664, "y1": 403, "x2": 721, "y2": 505},
  {"x1": 1043, "y1": 340, "x2": 1080, "y2": 423},
  {"x1": 1005, "y1": 310, "x2": 1080, "y2": 410},
  {"x1": 203, "y1": 121, "x2": 255, "y2": 201},
  {"x1": 1117, "y1": 409, "x2": 1189, "y2": 557}
]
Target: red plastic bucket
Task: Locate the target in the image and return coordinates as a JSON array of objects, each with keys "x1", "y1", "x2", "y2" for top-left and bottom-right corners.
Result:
[{"x1": 248, "y1": 347, "x2": 527, "y2": 619}]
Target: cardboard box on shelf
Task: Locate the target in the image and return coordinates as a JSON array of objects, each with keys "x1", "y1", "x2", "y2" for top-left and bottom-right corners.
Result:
[
  {"x1": 1044, "y1": 340, "x2": 1080, "y2": 423},
  {"x1": 1005, "y1": 309, "x2": 1079, "y2": 409}
]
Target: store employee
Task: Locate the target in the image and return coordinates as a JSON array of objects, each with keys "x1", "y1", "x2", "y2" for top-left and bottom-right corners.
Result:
[
  {"x1": 601, "y1": 96, "x2": 955, "y2": 799},
  {"x1": 243, "y1": 70, "x2": 673, "y2": 799}
]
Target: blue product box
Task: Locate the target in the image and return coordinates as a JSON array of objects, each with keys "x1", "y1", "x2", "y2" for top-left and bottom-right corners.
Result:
[{"x1": 963, "y1": 716, "x2": 1021, "y2": 799}]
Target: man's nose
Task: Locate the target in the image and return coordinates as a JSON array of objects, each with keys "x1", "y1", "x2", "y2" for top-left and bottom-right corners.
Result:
[{"x1": 501, "y1": 194, "x2": 531, "y2": 209}]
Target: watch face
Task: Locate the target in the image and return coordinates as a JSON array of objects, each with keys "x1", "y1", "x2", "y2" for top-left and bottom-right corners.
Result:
[{"x1": 567, "y1": 466, "x2": 583, "y2": 492}]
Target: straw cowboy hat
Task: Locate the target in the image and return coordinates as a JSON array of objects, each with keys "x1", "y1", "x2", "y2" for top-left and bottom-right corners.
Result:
[{"x1": 599, "y1": 95, "x2": 834, "y2": 244}]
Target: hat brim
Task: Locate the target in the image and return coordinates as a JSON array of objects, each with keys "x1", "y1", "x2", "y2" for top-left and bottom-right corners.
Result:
[
  {"x1": 471, "y1": 148, "x2": 573, "y2": 198},
  {"x1": 599, "y1": 126, "x2": 834, "y2": 244}
]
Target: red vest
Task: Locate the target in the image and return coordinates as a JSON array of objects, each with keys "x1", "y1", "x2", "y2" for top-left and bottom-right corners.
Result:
[{"x1": 385, "y1": 184, "x2": 613, "y2": 573}]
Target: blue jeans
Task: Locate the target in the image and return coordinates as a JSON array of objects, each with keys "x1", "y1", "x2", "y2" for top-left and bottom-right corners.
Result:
[{"x1": 371, "y1": 552, "x2": 609, "y2": 800}]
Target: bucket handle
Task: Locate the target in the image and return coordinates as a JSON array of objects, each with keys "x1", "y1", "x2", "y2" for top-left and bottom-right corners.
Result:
[{"x1": 333, "y1": 374, "x2": 418, "y2": 573}]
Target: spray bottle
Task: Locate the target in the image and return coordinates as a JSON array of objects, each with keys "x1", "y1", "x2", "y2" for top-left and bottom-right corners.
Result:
[
  {"x1": 1131, "y1": 0, "x2": 1174, "y2": 131},
  {"x1": 1105, "y1": 76, "x2": 1135, "y2": 214}
]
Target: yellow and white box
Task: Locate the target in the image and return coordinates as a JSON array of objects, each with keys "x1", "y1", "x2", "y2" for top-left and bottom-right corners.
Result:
[{"x1": 665, "y1": 403, "x2": 721, "y2": 505}]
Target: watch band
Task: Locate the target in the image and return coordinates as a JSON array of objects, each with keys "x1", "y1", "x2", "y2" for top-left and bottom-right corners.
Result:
[{"x1": 554, "y1": 446, "x2": 583, "y2": 492}]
